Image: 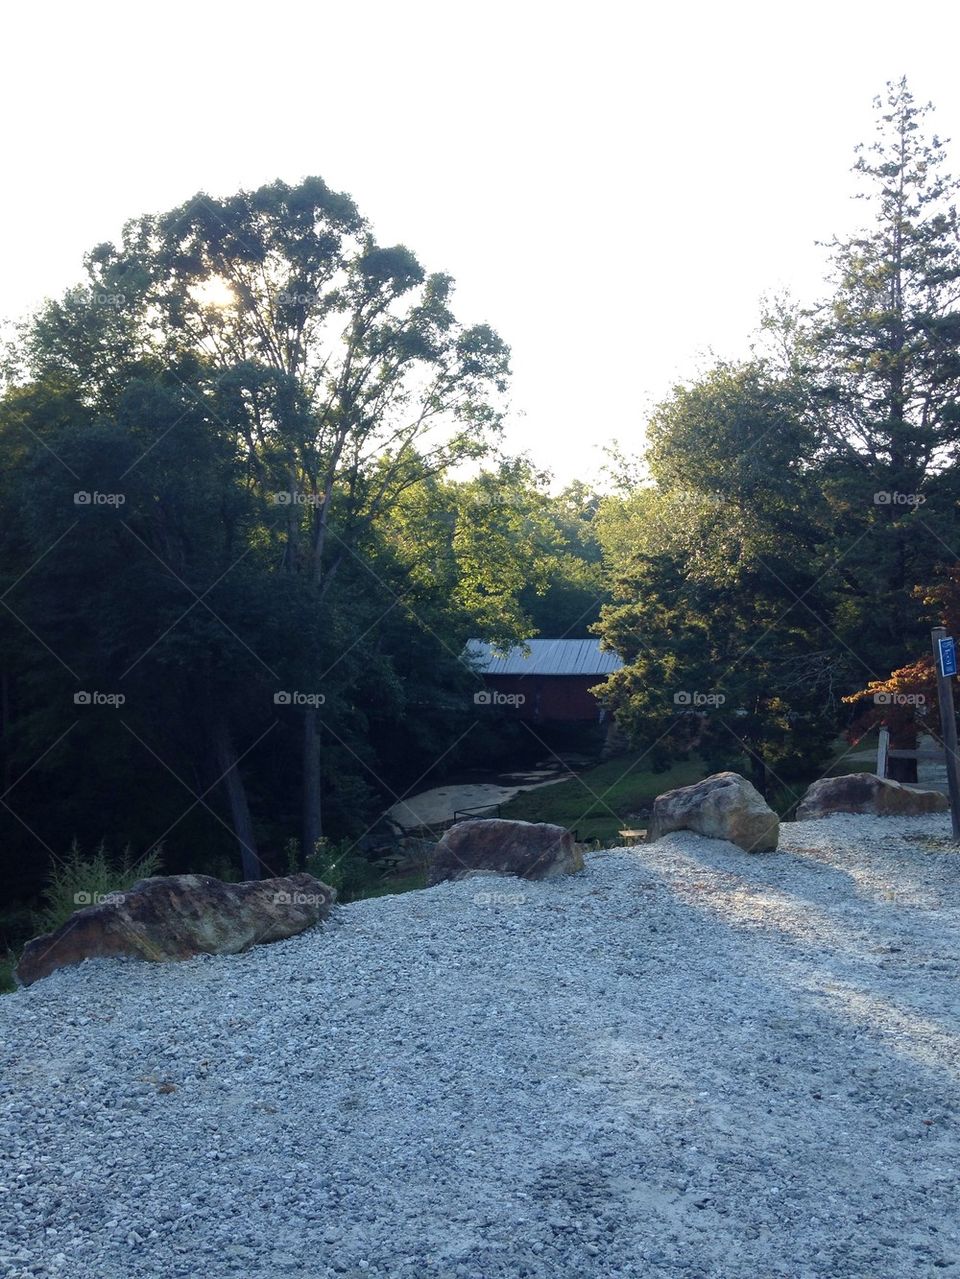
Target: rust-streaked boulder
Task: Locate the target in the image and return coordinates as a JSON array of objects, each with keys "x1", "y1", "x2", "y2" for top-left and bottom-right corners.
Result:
[
  {"x1": 427, "y1": 819, "x2": 583, "y2": 885},
  {"x1": 796, "y1": 773, "x2": 949, "y2": 821},
  {"x1": 15, "y1": 872, "x2": 335, "y2": 987},
  {"x1": 647, "y1": 771, "x2": 779, "y2": 852}
]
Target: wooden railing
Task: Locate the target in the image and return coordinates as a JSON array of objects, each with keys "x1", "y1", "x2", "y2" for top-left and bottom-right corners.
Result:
[{"x1": 876, "y1": 726, "x2": 945, "y2": 778}]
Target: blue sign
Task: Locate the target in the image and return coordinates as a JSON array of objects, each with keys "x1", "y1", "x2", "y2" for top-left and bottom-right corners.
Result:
[{"x1": 940, "y1": 636, "x2": 957, "y2": 678}]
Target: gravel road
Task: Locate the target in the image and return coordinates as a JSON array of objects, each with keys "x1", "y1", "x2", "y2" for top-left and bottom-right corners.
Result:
[{"x1": 2, "y1": 813, "x2": 960, "y2": 1278}]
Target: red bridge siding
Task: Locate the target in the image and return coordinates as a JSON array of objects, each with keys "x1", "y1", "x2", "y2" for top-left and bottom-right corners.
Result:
[{"x1": 483, "y1": 675, "x2": 609, "y2": 722}]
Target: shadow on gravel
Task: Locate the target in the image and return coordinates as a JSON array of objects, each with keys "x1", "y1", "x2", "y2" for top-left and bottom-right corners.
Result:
[
  {"x1": 566, "y1": 845, "x2": 960, "y2": 1275},
  {"x1": 631, "y1": 837, "x2": 960, "y2": 1081}
]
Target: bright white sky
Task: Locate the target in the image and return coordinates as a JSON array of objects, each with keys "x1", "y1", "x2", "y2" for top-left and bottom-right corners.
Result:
[{"x1": 3, "y1": 0, "x2": 960, "y2": 485}]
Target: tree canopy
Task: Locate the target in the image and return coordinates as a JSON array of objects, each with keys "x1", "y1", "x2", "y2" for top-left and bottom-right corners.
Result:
[
  {"x1": 0, "y1": 178, "x2": 605, "y2": 918},
  {"x1": 595, "y1": 79, "x2": 960, "y2": 800}
]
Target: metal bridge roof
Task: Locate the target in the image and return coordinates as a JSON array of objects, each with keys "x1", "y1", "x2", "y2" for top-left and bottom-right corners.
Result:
[{"x1": 464, "y1": 638, "x2": 623, "y2": 677}]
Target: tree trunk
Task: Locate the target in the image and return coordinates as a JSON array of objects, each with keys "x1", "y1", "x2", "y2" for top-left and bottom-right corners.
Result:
[
  {"x1": 212, "y1": 717, "x2": 261, "y2": 880},
  {"x1": 297, "y1": 538, "x2": 341, "y2": 867},
  {"x1": 0, "y1": 667, "x2": 10, "y2": 795},
  {"x1": 302, "y1": 707, "x2": 322, "y2": 864},
  {"x1": 749, "y1": 753, "x2": 768, "y2": 798}
]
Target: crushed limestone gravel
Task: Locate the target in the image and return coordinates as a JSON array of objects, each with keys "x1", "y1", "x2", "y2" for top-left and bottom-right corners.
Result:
[{"x1": 2, "y1": 812, "x2": 960, "y2": 1278}]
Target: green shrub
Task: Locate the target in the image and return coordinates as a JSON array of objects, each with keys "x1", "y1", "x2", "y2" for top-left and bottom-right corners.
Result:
[
  {"x1": 306, "y1": 837, "x2": 384, "y2": 902},
  {"x1": 38, "y1": 841, "x2": 162, "y2": 934}
]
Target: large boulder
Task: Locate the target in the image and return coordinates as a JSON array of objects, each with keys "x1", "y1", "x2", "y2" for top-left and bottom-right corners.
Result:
[
  {"x1": 15, "y1": 872, "x2": 335, "y2": 987},
  {"x1": 796, "y1": 773, "x2": 949, "y2": 820},
  {"x1": 427, "y1": 818, "x2": 583, "y2": 885},
  {"x1": 647, "y1": 771, "x2": 779, "y2": 852}
]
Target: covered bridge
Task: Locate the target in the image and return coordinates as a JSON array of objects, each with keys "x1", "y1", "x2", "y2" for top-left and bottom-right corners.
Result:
[{"x1": 464, "y1": 638, "x2": 623, "y2": 723}]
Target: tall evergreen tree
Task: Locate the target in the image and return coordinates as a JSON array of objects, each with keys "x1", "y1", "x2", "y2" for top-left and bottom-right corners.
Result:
[{"x1": 803, "y1": 78, "x2": 960, "y2": 681}]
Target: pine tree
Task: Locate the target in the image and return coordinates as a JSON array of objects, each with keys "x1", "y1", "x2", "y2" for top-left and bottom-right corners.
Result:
[
  {"x1": 813, "y1": 77, "x2": 960, "y2": 472},
  {"x1": 805, "y1": 79, "x2": 960, "y2": 686}
]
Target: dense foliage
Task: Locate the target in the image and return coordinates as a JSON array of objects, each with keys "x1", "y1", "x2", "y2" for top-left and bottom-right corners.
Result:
[
  {"x1": 594, "y1": 79, "x2": 960, "y2": 800},
  {"x1": 5, "y1": 78, "x2": 960, "y2": 954},
  {"x1": 0, "y1": 181, "x2": 604, "y2": 939}
]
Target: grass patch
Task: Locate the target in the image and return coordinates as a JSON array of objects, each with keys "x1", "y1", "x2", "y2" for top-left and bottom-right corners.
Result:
[
  {"x1": 500, "y1": 740, "x2": 873, "y2": 840},
  {"x1": 350, "y1": 867, "x2": 429, "y2": 900},
  {"x1": 0, "y1": 954, "x2": 16, "y2": 994},
  {"x1": 824, "y1": 731, "x2": 878, "y2": 776},
  {"x1": 501, "y1": 754, "x2": 708, "y2": 846}
]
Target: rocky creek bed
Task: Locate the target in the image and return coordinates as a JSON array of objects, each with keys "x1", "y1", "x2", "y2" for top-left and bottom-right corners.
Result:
[{"x1": 2, "y1": 812, "x2": 960, "y2": 1278}]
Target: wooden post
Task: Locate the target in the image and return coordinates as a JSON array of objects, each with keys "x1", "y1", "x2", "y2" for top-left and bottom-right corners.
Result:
[
  {"x1": 931, "y1": 626, "x2": 960, "y2": 840},
  {"x1": 876, "y1": 726, "x2": 890, "y2": 780}
]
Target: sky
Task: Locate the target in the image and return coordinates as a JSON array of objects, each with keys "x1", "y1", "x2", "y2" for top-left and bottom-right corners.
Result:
[{"x1": 3, "y1": 0, "x2": 960, "y2": 486}]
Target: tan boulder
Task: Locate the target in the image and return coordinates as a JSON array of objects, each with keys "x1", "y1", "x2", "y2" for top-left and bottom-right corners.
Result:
[
  {"x1": 427, "y1": 818, "x2": 582, "y2": 885},
  {"x1": 647, "y1": 771, "x2": 779, "y2": 852},
  {"x1": 796, "y1": 773, "x2": 949, "y2": 821},
  {"x1": 15, "y1": 872, "x2": 335, "y2": 987}
]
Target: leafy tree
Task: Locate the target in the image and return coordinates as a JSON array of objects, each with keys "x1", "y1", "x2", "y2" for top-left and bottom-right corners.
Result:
[
  {"x1": 516, "y1": 481, "x2": 606, "y2": 637},
  {"x1": 596, "y1": 363, "x2": 838, "y2": 800},
  {"x1": 0, "y1": 371, "x2": 290, "y2": 880},
  {"x1": 843, "y1": 568, "x2": 960, "y2": 758},
  {"x1": 740, "y1": 79, "x2": 960, "y2": 777},
  {"x1": 19, "y1": 178, "x2": 510, "y2": 867}
]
